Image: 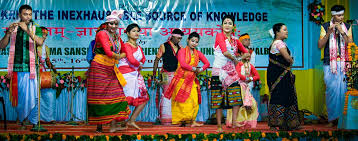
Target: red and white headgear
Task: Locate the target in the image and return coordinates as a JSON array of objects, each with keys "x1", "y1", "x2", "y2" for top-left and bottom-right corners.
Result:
[{"x1": 106, "y1": 10, "x2": 124, "y2": 23}]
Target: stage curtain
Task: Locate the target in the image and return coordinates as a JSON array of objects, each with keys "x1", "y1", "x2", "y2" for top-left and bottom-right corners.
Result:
[
  {"x1": 55, "y1": 88, "x2": 87, "y2": 122},
  {"x1": 0, "y1": 89, "x2": 87, "y2": 122},
  {"x1": 0, "y1": 91, "x2": 17, "y2": 121},
  {"x1": 0, "y1": 87, "x2": 212, "y2": 122}
]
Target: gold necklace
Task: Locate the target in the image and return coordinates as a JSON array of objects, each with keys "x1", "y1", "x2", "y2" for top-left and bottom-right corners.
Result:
[
  {"x1": 128, "y1": 41, "x2": 137, "y2": 48},
  {"x1": 190, "y1": 49, "x2": 194, "y2": 55},
  {"x1": 226, "y1": 36, "x2": 231, "y2": 42}
]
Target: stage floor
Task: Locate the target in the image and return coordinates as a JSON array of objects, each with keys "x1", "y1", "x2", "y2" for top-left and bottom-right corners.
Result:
[{"x1": 0, "y1": 122, "x2": 338, "y2": 135}]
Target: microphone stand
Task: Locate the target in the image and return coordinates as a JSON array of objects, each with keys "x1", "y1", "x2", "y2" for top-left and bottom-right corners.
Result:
[
  {"x1": 154, "y1": 67, "x2": 162, "y2": 125},
  {"x1": 205, "y1": 69, "x2": 213, "y2": 124},
  {"x1": 30, "y1": 22, "x2": 47, "y2": 132},
  {"x1": 67, "y1": 66, "x2": 80, "y2": 125}
]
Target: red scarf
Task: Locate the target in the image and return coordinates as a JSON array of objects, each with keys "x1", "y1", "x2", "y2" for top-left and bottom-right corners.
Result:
[{"x1": 164, "y1": 47, "x2": 202, "y2": 104}]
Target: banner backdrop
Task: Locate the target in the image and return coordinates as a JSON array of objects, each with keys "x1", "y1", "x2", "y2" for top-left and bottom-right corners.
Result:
[{"x1": 0, "y1": 0, "x2": 303, "y2": 70}]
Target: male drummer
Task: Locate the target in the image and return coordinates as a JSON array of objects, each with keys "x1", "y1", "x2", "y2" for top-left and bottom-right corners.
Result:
[{"x1": 0, "y1": 4, "x2": 46, "y2": 130}]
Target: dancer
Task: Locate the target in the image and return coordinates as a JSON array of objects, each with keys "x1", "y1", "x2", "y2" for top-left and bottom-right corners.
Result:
[
  {"x1": 118, "y1": 23, "x2": 149, "y2": 129},
  {"x1": 226, "y1": 54, "x2": 260, "y2": 129},
  {"x1": 237, "y1": 33, "x2": 261, "y2": 120},
  {"x1": 267, "y1": 23, "x2": 300, "y2": 131},
  {"x1": 87, "y1": 10, "x2": 130, "y2": 133},
  {"x1": 211, "y1": 15, "x2": 249, "y2": 132},
  {"x1": 164, "y1": 32, "x2": 210, "y2": 127},
  {"x1": 153, "y1": 29, "x2": 184, "y2": 125}
]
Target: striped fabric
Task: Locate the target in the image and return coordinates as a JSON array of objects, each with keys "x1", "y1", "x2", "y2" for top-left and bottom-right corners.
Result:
[
  {"x1": 226, "y1": 83, "x2": 243, "y2": 106},
  {"x1": 164, "y1": 47, "x2": 200, "y2": 103},
  {"x1": 210, "y1": 89, "x2": 223, "y2": 109},
  {"x1": 211, "y1": 77, "x2": 242, "y2": 109},
  {"x1": 87, "y1": 61, "x2": 130, "y2": 125}
]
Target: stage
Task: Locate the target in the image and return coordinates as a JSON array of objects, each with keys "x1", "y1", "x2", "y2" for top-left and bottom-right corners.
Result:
[{"x1": 1, "y1": 122, "x2": 357, "y2": 140}]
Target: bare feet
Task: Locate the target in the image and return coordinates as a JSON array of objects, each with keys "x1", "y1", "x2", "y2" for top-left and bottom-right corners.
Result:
[
  {"x1": 109, "y1": 127, "x2": 117, "y2": 133},
  {"x1": 119, "y1": 121, "x2": 128, "y2": 129},
  {"x1": 127, "y1": 121, "x2": 141, "y2": 130},
  {"x1": 116, "y1": 126, "x2": 128, "y2": 131},
  {"x1": 109, "y1": 124, "x2": 128, "y2": 132},
  {"x1": 232, "y1": 123, "x2": 241, "y2": 128},
  {"x1": 216, "y1": 127, "x2": 223, "y2": 132},
  {"x1": 191, "y1": 122, "x2": 204, "y2": 127}
]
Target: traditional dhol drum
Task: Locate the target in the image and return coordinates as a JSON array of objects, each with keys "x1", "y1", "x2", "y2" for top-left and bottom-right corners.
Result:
[{"x1": 40, "y1": 71, "x2": 56, "y2": 88}]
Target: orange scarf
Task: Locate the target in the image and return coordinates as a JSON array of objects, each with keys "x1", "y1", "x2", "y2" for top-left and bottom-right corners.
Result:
[{"x1": 164, "y1": 47, "x2": 202, "y2": 103}]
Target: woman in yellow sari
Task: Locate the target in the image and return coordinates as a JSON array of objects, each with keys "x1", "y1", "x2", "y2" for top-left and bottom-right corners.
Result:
[{"x1": 164, "y1": 32, "x2": 210, "y2": 127}]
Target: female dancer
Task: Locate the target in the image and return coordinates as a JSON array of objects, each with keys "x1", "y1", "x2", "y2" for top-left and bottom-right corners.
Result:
[
  {"x1": 118, "y1": 23, "x2": 149, "y2": 129},
  {"x1": 164, "y1": 32, "x2": 210, "y2": 127},
  {"x1": 87, "y1": 10, "x2": 130, "y2": 133}
]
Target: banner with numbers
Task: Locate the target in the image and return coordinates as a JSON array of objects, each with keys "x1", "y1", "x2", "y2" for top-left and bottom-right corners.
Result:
[{"x1": 0, "y1": 0, "x2": 303, "y2": 70}]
